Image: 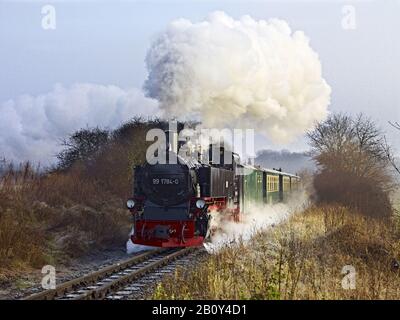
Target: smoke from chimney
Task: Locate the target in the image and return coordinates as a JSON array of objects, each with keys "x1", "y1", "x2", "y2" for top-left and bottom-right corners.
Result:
[{"x1": 144, "y1": 11, "x2": 331, "y2": 144}]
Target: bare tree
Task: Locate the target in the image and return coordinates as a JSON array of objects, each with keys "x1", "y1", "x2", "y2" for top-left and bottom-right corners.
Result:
[
  {"x1": 307, "y1": 113, "x2": 394, "y2": 218},
  {"x1": 387, "y1": 122, "x2": 400, "y2": 176}
]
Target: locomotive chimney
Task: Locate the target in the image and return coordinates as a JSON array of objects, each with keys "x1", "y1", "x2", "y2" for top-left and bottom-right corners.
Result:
[{"x1": 208, "y1": 143, "x2": 226, "y2": 166}]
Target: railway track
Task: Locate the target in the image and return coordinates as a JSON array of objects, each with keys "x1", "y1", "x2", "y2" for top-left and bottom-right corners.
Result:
[{"x1": 24, "y1": 247, "x2": 202, "y2": 300}]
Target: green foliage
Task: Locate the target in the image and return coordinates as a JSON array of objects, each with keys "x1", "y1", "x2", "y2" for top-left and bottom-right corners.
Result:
[{"x1": 266, "y1": 266, "x2": 282, "y2": 300}]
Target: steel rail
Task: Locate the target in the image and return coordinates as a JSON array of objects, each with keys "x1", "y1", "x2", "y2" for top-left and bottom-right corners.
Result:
[
  {"x1": 74, "y1": 247, "x2": 195, "y2": 300},
  {"x1": 23, "y1": 249, "x2": 164, "y2": 300}
]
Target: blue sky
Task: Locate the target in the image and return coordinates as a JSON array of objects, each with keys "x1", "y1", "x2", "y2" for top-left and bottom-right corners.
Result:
[{"x1": 0, "y1": 0, "x2": 399, "y2": 162}]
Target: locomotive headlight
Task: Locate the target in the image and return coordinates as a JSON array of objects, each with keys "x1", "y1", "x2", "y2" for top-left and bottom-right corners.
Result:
[
  {"x1": 126, "y1": 199, "x2": 136, "y2": 209},
  {"x1": 196, "y1": 199, "x2": 206, "y2": 209}
]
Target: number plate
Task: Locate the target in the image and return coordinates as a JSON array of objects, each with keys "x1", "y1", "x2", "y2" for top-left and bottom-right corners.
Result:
[{"x1": 152, "y1": 178, "x2": 180, "y2": 185}]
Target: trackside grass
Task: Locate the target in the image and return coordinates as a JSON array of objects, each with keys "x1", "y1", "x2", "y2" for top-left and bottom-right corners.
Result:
[{"x1": 153, "y1": 205, "x2": 400, "y2": 300}]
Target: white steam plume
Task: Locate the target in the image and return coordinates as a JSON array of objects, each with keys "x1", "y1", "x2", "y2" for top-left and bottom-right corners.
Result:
[
  {"x1": 145, "y1": 11, "x2": 331, "y2": 143},
  {"x1": 204, "y1": 191, "x2": 309, "y2": 252},
  {"x1": 0, "y1": 83, "x2": 159, "y2": 165}
]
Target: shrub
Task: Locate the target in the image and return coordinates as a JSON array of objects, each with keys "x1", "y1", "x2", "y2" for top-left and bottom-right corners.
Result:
[{"x1": 307, "y1": 114, "x2": 395, "y2": 218}]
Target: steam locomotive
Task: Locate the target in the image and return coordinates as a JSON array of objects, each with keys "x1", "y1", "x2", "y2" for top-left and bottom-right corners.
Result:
[{"x1": 126, "y1": 130, "x2": 300, "y2": 247}]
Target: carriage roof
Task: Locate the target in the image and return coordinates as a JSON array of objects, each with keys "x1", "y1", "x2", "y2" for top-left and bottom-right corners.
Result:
[{"x1": 238, "y1": 163, "x2": 300, "y2": 179}]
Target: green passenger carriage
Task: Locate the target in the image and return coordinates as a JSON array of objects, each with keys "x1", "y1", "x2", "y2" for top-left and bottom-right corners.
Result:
[{"x1": 238, "y1": 164, "x2": 300, "y2": 214}]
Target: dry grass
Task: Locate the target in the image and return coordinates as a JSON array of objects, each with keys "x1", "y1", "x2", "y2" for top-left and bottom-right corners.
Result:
[
  {"x1": 153, "y1": 205, "x2": 400, "y2": 300},
  {"x1": 0, "y1": 164, "x2": 47, "y2": 270},
  {"x1": 0, "y1": 162, "x2": 131, "y2": 277}
]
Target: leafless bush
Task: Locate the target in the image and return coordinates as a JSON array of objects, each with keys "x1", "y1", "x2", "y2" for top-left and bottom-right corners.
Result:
[
  {"x1": 57, "y1": 127, "x2": 110, "y2": 170},
  {"x1": 307, "y1": 114, "x2": 394, "y2": 218}
]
